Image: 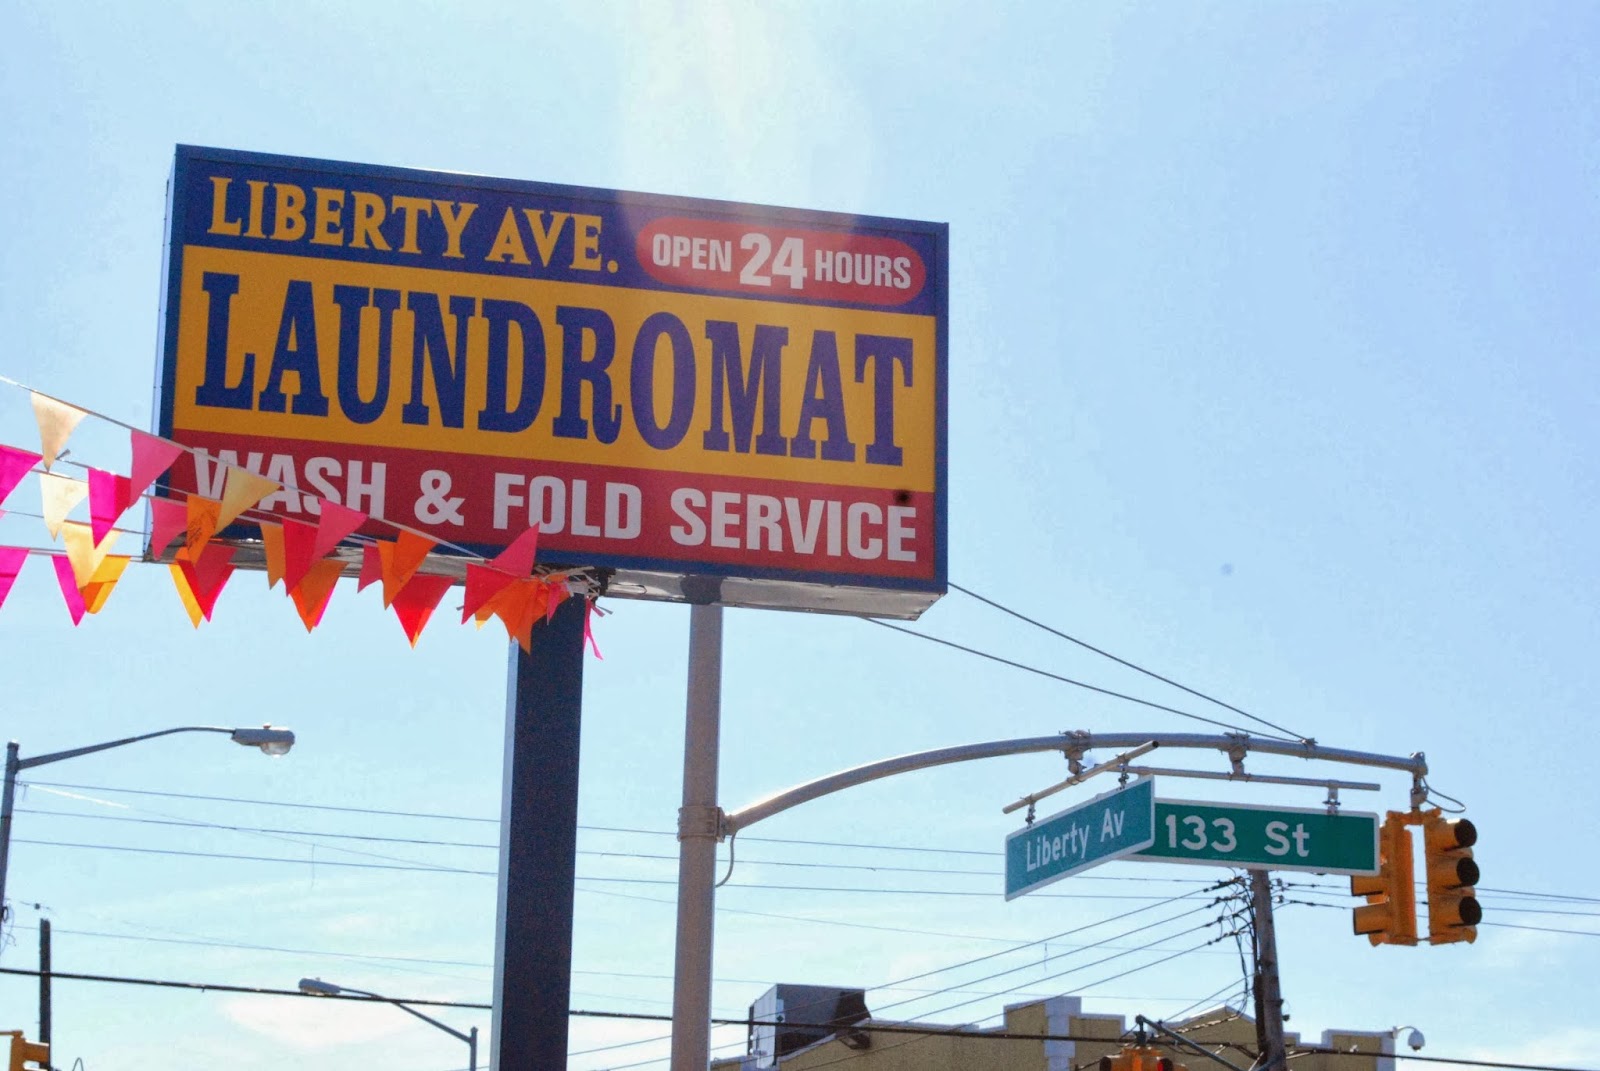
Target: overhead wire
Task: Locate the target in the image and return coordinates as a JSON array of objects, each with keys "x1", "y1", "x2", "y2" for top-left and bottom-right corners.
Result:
[{"x1": 949, "y1": 582, "x2": 1311, "y2": 742}]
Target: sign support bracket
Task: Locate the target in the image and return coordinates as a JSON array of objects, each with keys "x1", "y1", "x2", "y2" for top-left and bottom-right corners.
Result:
[{"x1": 1002, "y1": 741, "x2": 1159, "y2": 816}]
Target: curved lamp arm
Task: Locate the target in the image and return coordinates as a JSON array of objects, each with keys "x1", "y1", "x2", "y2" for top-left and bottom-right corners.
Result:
[{"x1": 15, "y1": 725, "x2": 295, "y2": 770}]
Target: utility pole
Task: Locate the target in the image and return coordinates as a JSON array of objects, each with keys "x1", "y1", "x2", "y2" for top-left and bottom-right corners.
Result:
[
  {"x1": 1249, "y1": 871, "x2": 1287, "y2": 1071},
  {"x1": 38, "y1": 918, "x2": 51, "y2": 1047}
]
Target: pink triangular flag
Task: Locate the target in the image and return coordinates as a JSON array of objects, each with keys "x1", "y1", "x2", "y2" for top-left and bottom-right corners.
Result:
[
  {"x1": 280, "y1": 518, "x2": 319, "y2": 592},
  {"x1": 128, "y1": 431, "x2": 185, "y2": 502},
  {"x1": 148, "y1": 496, "x2": 187, "y2": 557},
  {"x1": 51, "y1": 555, "x2": 87, "y2": 625},
  {"x1": 0, "y1": 445, "x2": 43, "y2": 508},
  {"x1": 461, "y1": 562, "x2": 518, "y2": 623},
  {"x1": 583, "y1": 598, "x2": 603, "y2": 659},
  {"x1": 357, "y1": 542, "x2": 383, "y2": 592},
  {"x1": 490, "y1": 525, "x2": 541, "y2": 577},
  {"x1": 0, "y1": 546, "x2": 28, "y2": 611},
  {"x1": 39, "y1": 472, "x2": 88, "y2": 539},
  {"x1": 310, "y1": 501, "x2": 367, "y2": 561},
  {"x1": 32, "y1": 393, "x2": 87, "y2": 471},
  {"x1": 88, "y1": 468, "x2": 134, "y2": 544}
]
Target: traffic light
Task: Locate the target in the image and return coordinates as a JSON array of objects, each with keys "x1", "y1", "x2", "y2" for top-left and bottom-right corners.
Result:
[
  {"x1": 1351, "y1": 811, "x2": 1418, "y2": 946},
  {"x1": 1422, "y1": 810, "x2": 1481, "y2": 945},
  {"x1": 1101, "y1": 1045, "x2": 1184, "y2": 1071},
  {"x1": 5, "y1": 1032, "x2": 49, "y2": 1071}
]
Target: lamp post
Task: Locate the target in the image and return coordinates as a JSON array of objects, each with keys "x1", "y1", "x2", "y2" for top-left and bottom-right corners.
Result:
[
  {"x1": 299, "y1": 977, "x2": 478, "y2": 1071},
  {"x1": 0, "y1": 724, "x2": 295, "y2": 944}
]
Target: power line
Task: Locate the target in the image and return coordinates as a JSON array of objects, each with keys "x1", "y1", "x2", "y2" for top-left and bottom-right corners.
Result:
[
  {"x1": 949, "y1": 582, "x2": 1310, "y2": 742},
  {"x1": 865, "y1": 618, "x2": 1300, "y2": 741}
]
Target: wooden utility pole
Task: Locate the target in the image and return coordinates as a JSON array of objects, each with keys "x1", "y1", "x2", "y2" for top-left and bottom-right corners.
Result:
[{"x1": 1250, "y1": 871, "x2": 1288, "y2": 1071}]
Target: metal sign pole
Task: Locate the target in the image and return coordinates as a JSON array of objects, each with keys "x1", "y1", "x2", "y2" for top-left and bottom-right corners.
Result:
[
  {"x1": 670, "y1": 602, "x2": 724, "y2": 1071},
  {"x1": 490, "y1": 596, "x2": 588, "y2": 1070}
]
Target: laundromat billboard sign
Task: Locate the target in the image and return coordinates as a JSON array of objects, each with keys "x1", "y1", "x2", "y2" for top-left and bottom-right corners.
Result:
[{"x1": 155, "y1": 146, "x2": 947, "y2": 617}]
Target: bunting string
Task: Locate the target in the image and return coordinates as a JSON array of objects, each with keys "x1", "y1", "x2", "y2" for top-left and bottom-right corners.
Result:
[{"x1": 0, "y1": 376, "x2": 605, "y2": 649}]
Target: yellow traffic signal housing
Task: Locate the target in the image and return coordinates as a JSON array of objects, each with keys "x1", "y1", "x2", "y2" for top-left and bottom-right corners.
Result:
[
  {"x1": 1351, "y1": 811, "x2": 1418, "y2": 946},
  {"x1": 1422, "y1": 811, "x2": 1481, "y2": 945},
  {"x1": 1103, "y1": 1045, "x2": 1184, "y2": 1071},
  {"x1": 4, "y1": 1032, "x2": 50, "y2": 1071}
]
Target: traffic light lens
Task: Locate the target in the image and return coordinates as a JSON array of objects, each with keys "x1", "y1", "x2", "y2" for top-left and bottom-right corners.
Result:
[
  {"x1": 1456, "y1": 858, "x2": 1480, "y2": 886},
  {"x1": 1459, "y1": 897, "x2": 1483, "y2": 926},
  {"x1": 1454, "y1": 819, "x2": 1478, "y2": 848}
]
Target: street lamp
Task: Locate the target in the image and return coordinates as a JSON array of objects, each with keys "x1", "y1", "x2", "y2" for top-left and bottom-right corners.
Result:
[
  {"x1": 298, "y1": 977, "x2": 478, "y2": 1071},
  {"x1": 0, "y1": 724, "x2": 296, "y2": 940}
]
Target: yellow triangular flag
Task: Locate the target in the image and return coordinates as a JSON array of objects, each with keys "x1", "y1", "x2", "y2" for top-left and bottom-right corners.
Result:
[
  {"x1": 61, "y1": 520, "x2": 120, "y2": 586},
  {"x1": 218, "y1": 466, "x2": 281, "y2": 530},
  {"x1": 39, "y1": 472, "x2": 89, "y2": 539},
  {"x1": 82, "y1": 555, "x2": 132, "y2": 614},
  {"x1": 32, "y1": 393, "x2": 87, "y2": 471},
  {"x1": 168, "y1": 561, "x2": 205, "y2": 627}
]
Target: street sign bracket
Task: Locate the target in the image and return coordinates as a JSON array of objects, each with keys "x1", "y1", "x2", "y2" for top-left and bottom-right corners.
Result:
[
  {"x1": 1002, "y1": 741, "x2": 1159, "y2": 819},
  {"x1": 1115, "y1": 764, "x2": 1381, "y2": 813}
]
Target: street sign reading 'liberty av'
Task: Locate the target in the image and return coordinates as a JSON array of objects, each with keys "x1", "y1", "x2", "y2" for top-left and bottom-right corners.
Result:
[
  {"x1": 1004, "y1": 778, "x2": 1155, "y2": 900},
  {"x1": 1134, "y1": 799, "x2": 1379, "y2": 876}
]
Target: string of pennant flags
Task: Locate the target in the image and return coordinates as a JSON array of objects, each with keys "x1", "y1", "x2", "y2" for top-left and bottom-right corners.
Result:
[{"x1": 0, "y1": 381, "x2": 602, "y2": 655}]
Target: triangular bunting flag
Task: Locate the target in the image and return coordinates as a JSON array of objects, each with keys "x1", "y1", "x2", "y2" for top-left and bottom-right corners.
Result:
[
  {"x1": 380, "y1": 530, "x2": 436, "y2": 608},
  {"x1": 39, "y1": 472, "x2": 88, "y2": 539},
  {"x1": 488, "y1": 577, "x2": 544, "y2": 651},
  {"x1": 357, "y1": 542, "x2": 383, "y2": 592},
  {"x1": 32, "y1": 393, "x2": 87, "y2": 471},
  {"x1": 185, "y1": 495, "x2": 223, "y2": 557},
  {"x1": 81, "y1": 555, "x2": 132, "y2": 614},
  {"x1": 128, "y1": 431, "x2": 185, "y2": 502},
  {"x1": 168, "y1": 562, "x2": 206, "y2": 627},
  {"x1": 148, "y1": 496, "x2": 188, "y2": 557},
  {"x1": 176, "y1": 542, "x2": 237, "y2": 621},
  {"x1": 544, "y1": 577, "x2": 570, "y2": 623},
  {"x1": 51, "y1": 555, "x2": 87, "y2": 625},
  {"x1": 259, "y1": 521, "x2": 287, "y2": 588},
  {"x1": 391, "y1": 573, "x2": 455, "y2": 647},
  {"x1": 218, "y1": 466, "x2": 281, "y2": 530},
  {"x1": 280, "y1": 518, "x2": 319, "y2": 592},
  {"x1": 461, "y1": 562, "x2": 519, "y2": 623},
  {"x1": 309, "y1": 501, "x2": 367, "y2": 561},
  {"x1": 290, "y1": 558, "x2": 346, "y2": 632},
  {"x1": 0, "y1": 546, "x2": 28, "y2": 612},
  {"x1": 0, "y1": 445, "x2": 42, "y2": 508},
  {"x1": 490, "y1": 525, "x2": 541, "y2": 577},
  {"x1": 61, "y1": 521, "x2": 120, "y2": 586},
  {"x1": 87, "y1": 468, "x2": 134, "y2": 544}
]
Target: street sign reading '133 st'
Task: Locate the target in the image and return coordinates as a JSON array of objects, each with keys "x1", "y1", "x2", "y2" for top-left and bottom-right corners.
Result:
[
  {"x1": 1133, "y1": 799, "x2": 1379, "y2": 876},
  {"x1": 1004, "y1": 778, "x2": 1155, "y2": 901}
]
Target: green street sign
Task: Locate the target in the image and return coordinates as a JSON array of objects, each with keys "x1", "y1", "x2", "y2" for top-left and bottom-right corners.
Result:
[
  {"x1": 1134, "y1": 799, "x2": 1378, "y2": 875},
  {"x1": 1005, "y1": 778, "x2": 1155, "y2": 900}
]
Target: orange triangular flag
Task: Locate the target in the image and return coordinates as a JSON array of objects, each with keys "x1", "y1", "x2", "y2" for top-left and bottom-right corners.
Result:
[
  {"x1": 61, "y1": 521, "x2": 120, "y2": 586},
  {"x1": 186, "y1": 495, "x2": 223, "y2": 556},
  {"x1": 259, "y1": 521, "x2": 287, "y2": 588},
  {"x1": 32, "y1": 393, "x2": 87, "y2": 471},
  {"x1": 391, "y1": 573, "x2": 455, "y2": 647},
  {"x1": 489, "y1": 578, "x2": 544, "y2": 651},
  {"x1": 81, "y1": 555, "x2": 132, "y2": 614},
  {"x1": 39, "y1": 472, "x2": 88, "y2": 539},
  {"x1": 380, "y1": 530, "x2": 436, "y2": 608},
  {"x1": 218, "y1": 466, "x2": 281, "y2": 530},
  {"x1": 168, "y1": 561, "x2": 205, "y2": 627},
  {"x1": 290, "y1": 558, "x2": 345, "y2": 631}
]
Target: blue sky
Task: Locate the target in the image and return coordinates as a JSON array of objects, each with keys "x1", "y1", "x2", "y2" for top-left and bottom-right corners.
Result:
[{"x1": 2, "y1": 3, "x2": 1597, "y2": 1070}]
